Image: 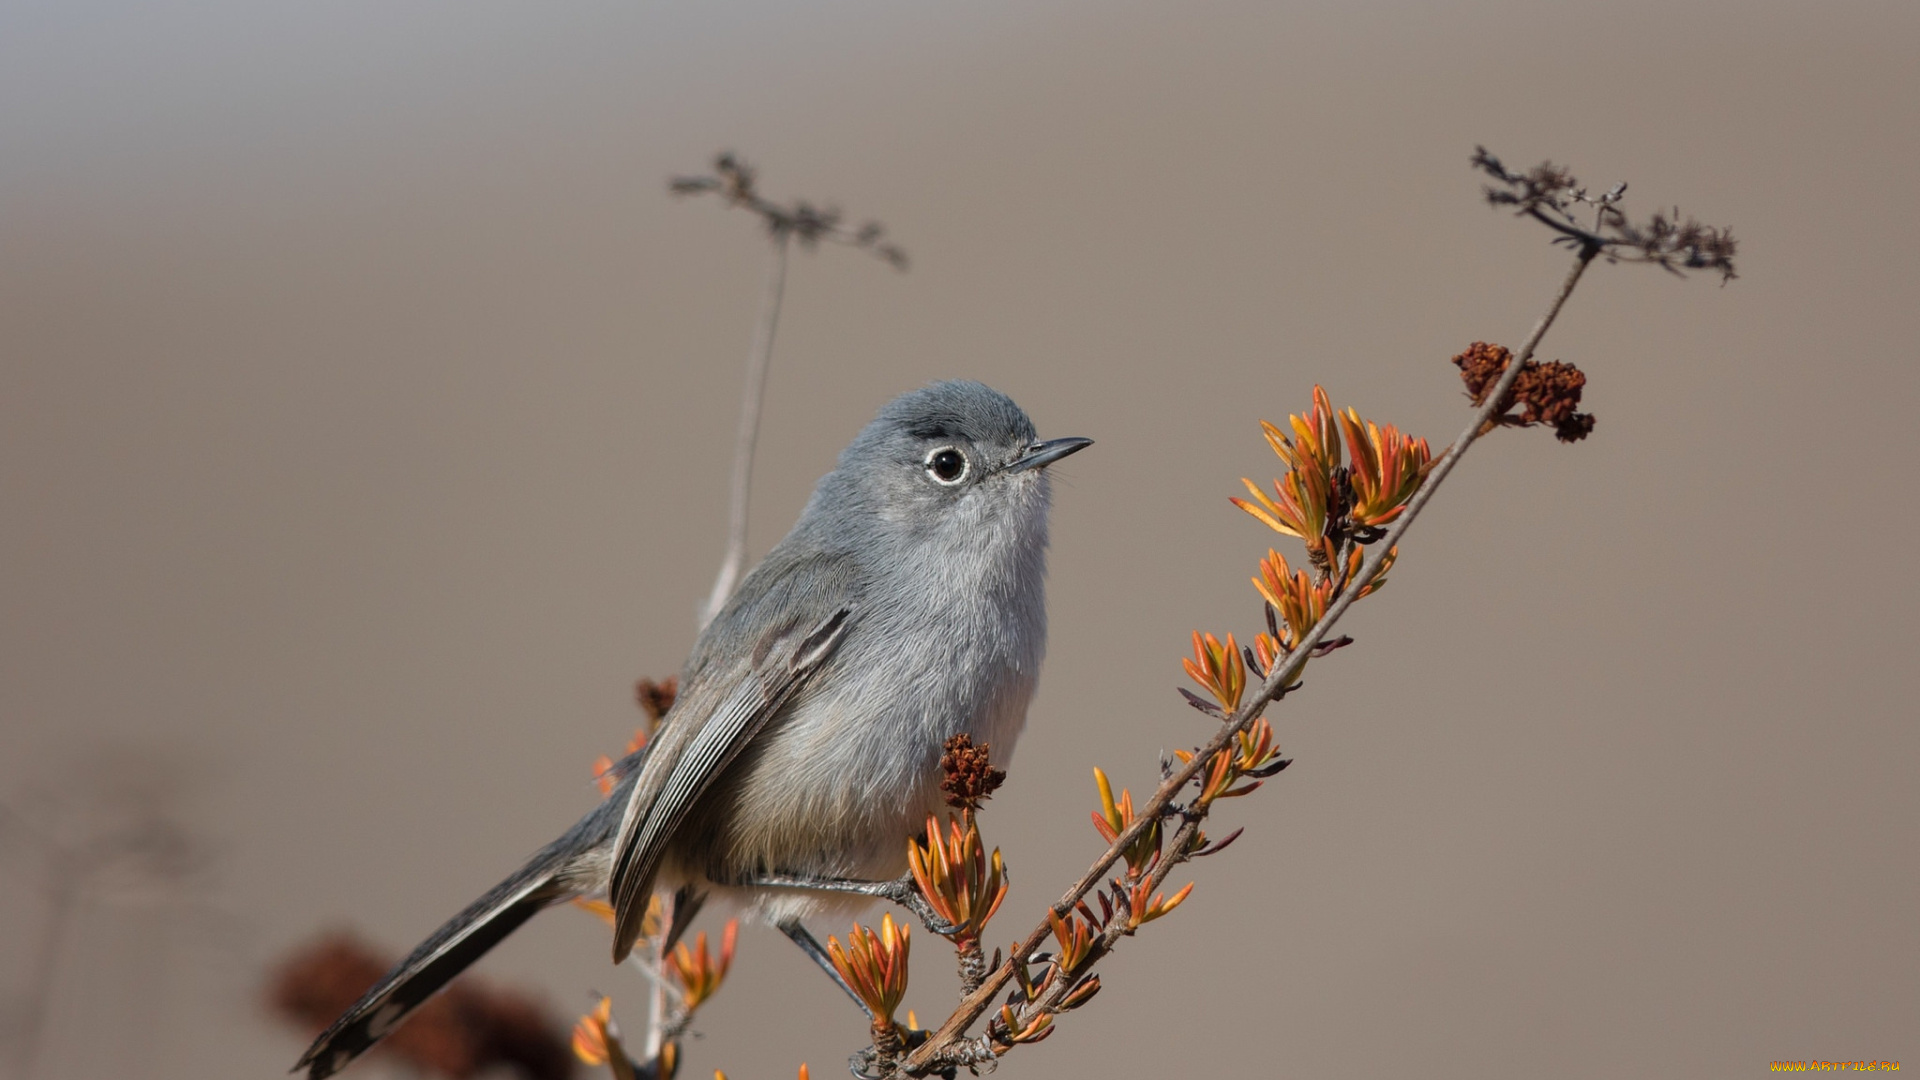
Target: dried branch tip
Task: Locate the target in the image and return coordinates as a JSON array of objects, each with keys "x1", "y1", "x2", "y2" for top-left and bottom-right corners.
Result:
[
  {"x1": 668, "y1": 152, "x2": 908, "y2": 269},
  {"x1": 1471, "y1": 146, "x2": 1737, "y2": 282}
]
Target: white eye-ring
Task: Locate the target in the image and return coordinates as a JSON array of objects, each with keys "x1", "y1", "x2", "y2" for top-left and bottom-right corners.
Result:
[{"x1": 925, "y1": 446, "x2": 969, "y2": 485}]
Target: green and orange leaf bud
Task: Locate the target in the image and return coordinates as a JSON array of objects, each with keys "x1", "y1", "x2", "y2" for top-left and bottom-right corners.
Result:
[
  {"x1": 1046, "y1": 909, "x2": 1099, "y2": 974},
  {"x1": 572, "y1": 997, "x2": 615, "y2": 1067},
  {"x1": 1253, "y1": 632, "x2": 1283, "y2": 674},
  {"x1": 572, "y1": 997, "x2": 640, "y2": 1080},
  {"x1": 573, "y1": 894, "x2": 663, "y2": 945},
  {"x1": 827, "y1": 913, "x2": 911, "y2": 1023},
  {"x1": 1233, "y1": 717, "x2": 1283, "y2": 777},
  {"x1": 995, "y1": 1004, "x2": 1055, "y2": 1046},
  {"x1": 1234, "y1": 386, "x2": 1350, "y2": 565},
  {"x1": 666, "y1": 921, "x2": 737, "y2": 1012},
  {"x1": 1236, "y1": 388, "x2": 1428, "y2": 575},
  {"x1": 1058, "y1": 973, "x2": 1102, "y2": 1011},
  {"x1": 1337, "y1": 409, "x2": 1431, "y2": 526},
  {"x1": 907, "y1": 813, "x2": 1008, "y2": 947},
  {"x1": 1182, "y1": 631, "x2": 1247, "y2": 714},
  {"x1": 1091, "y1": 767, "x2": 1161, "y2": 880},
  {"x1": 1123, "y1": 878, "x2": 1194, "y2": 928},
  {"x1": 1342, "y1": 543, "x2": 1397, "y2": 595},
  {"x1": 1254, "y1": 549, "x2": 1331, "y2": 661}
]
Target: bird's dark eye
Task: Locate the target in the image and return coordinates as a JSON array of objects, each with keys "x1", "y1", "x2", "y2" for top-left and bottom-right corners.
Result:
[{"x1": 926, "y1": 447, "x2": 968, "y2": 485}]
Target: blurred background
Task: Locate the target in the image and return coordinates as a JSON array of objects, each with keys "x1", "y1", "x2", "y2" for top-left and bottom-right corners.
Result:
[{"x1": 3, "y1": 1, "x2": 1916, "y2": 1077}]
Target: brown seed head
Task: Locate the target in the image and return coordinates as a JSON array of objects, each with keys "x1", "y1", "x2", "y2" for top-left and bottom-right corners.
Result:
[
  {"x1": 939, "y1": 734, "x2": 1006, "y2": 812},
  {"x1": 1452, "y1": 342, "x2": 1596, "y2": 443}
]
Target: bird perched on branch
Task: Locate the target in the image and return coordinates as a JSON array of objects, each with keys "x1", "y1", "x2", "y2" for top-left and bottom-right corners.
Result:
[{"x1": 297, "y1": 380, "x2": 1090, "y2": 1078}]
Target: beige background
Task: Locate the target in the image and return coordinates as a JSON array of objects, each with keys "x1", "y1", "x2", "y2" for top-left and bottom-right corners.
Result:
[{"x1": 3, "y1": 1, "x2": 1915, "y2": 1077}]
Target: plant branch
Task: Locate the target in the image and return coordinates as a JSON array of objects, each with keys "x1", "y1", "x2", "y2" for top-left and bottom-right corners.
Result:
[
  {"x1": 905, "y1": 239, "x2": 1600, "y2": 1075},
  {"x1": 675, "y1": 152, "x2": 907, "y2": 627},
  {"x1": 700, "y1": 231, "x2": 790, "y2": 629}
]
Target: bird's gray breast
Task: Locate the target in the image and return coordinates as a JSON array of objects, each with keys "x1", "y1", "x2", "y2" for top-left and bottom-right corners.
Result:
[{"x1": 684, "y1": 485, "x2": 1050, "y2": 880}]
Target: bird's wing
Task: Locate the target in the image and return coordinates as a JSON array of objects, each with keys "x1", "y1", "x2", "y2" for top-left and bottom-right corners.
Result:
[{"x1": 607, "y1": 549, "x2": 858, "y2": 960}]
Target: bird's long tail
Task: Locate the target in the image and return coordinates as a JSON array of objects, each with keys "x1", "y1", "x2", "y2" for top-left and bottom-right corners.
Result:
[{"x1": 295, "y1": 773, "x2": 633, "y2": 1079}]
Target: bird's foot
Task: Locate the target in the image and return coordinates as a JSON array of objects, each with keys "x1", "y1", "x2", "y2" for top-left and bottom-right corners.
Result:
[{"x1": 748, "y1": 872, "x2": 962, "y2": 937}]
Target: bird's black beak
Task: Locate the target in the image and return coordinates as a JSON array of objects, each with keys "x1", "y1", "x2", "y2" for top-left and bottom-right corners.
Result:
[{"x1": 1007, "y1": 436, "x2": 1094, "y2": 473}]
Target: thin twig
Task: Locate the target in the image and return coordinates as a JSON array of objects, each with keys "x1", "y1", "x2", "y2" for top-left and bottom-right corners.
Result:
[
  {"x1": 675, "y1": 152, "x2": 905, "y2": 627},
  {"x1": 13, "y1": 869, "x2": 76, "y2": 1080},
  {"x1": 906, "y1": 240, "x2": 1601, "y2": 1075},
  {"x1": 642, "y1": 892, "x2": 675, "y2": 1060},
  {"x1": 700, "y1": 230, "x2": 791, "y2": 629}
]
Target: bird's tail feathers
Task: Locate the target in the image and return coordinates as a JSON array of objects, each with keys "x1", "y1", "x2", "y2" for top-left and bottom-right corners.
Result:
[
  {"x1": 292, "y1": 784, "x2": 633, "y2": 1080},
  {"x1": 293, "y1": 858, "x2": 562, "y2": 1079}
]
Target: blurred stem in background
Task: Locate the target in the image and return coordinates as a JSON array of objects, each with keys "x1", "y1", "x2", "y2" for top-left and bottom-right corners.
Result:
[{"x1": 669, "y1": 153, "x2": 908, "y2": 630}]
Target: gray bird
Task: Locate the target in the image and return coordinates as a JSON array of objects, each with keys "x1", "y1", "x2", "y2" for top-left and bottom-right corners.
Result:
[{"x1": 296, "y1": 380, "x2": 1089, "y2": 1078}]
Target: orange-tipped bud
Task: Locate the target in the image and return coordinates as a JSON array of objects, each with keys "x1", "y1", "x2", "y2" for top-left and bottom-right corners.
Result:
[
  {"x1": 573, "y1": 894, "x2": 663, "y2": 945},
  {"x1": 1090, "y1": 768, "x2": 1161, "y2": 881},
  {"x1": 1181, "y1": 631, "x2": 1246, "y2": 714},
  {"x1": 994, "y1": 1004, "x2": 1055, "y2": 1046},
  {"x1": 827, "y1": 913, "x2": 911, "y2": 1023},
  {"x1": 572, "y1": 997, "x2": 615, "y2": 1067},
  {"x1": 1046, "y1": 910, "x2": 1099, "y2": 974},
  {"x1": 907, "y1": 813, "x2": 1007, "y2": 947},
  {"x1": 666, "y1": 921, "x2": 738, "y2": 1012}
]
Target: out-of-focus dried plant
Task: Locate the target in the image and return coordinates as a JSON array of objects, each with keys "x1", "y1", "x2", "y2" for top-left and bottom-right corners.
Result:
[
  {"x1": 670, "y1": 153, "x2": 908, "y2": 269},
  {"x1": 674, "y1": 153, "x2": 909, "y2": 629},
  {"x1": 269, "y1": 932, "x2": 574, "y2": 1080},
  {"x1": 2, "y1": 756, "x2": 222, "y2": 1080}
]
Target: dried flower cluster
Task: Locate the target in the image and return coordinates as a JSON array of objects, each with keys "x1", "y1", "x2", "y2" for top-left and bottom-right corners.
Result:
[
  {"x1": 938, "y1": 733, "x2": 1006, "y2": 812},
  {"x1": 1453, "y1": 342, "x2": 1596, "y2": 442},
  {"x1": 670, "y1": 153, "x2": 908, "y2": 269},
  {"x1": 1471, "y1": 146, "x2": 1738, "y2": 282}
]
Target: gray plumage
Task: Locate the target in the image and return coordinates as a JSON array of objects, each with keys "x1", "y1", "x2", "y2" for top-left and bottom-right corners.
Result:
[{"x1": 296, "y1": 380, "x2": 1087, "y2": 1078}]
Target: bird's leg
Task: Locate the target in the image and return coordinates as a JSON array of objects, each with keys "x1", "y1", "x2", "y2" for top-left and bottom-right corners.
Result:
[
  {"x1": 747, "y1": 872, "x2": 961, "y2": 937},
  {"x1": 777, "y1": 918, "x2": 872, "y2": 1018}
]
